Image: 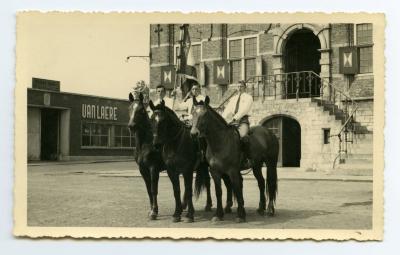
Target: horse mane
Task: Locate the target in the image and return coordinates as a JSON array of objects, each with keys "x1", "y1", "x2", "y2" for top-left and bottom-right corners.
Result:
[
  {"x1": 206, "y1": 105, "x2": 229, "y2": 128},
  {"x1": 155, "y1": 104, "x2": 182, "y2": 125}
]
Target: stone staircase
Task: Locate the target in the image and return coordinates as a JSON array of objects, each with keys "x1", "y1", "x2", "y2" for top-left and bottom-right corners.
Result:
[{"x1": 310, "y1": 98, "x2": 373, "y2": 175}]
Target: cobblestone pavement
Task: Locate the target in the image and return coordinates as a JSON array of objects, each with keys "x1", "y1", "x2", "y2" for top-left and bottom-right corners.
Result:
[{"x1": 27, "y1": 161, "x2": 373, "y2": 229}]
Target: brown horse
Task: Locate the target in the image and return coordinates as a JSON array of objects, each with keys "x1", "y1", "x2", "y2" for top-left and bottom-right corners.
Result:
[{"x1": 190, "y1": 96, "x2": 279, "y2": 222}]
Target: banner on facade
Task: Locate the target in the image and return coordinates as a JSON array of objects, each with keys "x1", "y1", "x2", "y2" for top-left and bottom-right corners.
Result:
[
  {"x1": 339, "y1": 46, "x2": 358, "y2": 74},
  {"x1": 213, "y1": 60, "x2": 229, "y2": 84},
  {"x1": 161, "y1": 65, "x2": 176, "y2": 89}
]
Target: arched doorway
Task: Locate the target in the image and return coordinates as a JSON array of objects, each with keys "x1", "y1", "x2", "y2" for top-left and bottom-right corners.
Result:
[
  {"x1": 283, "y1": 29, "x2": 321, "y2": 98},
  {"x1": 263, "y1": 116, "x2": 301, "y2": 167}
]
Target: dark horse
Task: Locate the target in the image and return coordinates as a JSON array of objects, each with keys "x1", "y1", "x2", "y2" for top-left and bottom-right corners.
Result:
[
  {"x1": 149, "y1": 99, "x2": 211, "y2": 222},
  {"x1": 128, "y1": 92, "x2": 165, "y2": 220},
  {"x1": 190, "y1": 96, "x2": 279, "y2": 222},
  {"x1": 128, "y1": 93, "x2": 211, "y2": 221}
]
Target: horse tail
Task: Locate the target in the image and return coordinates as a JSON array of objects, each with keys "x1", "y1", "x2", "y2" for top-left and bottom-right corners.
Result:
[
  {"x1": 266, "y1": 161, "x2": 278, "y2": 203},
  {"x1": 194, "y1": 161, "x2": 210, "y2": 199},
  {"x1": 266, "y1": 135, "x2": 279, "y2": 203}
]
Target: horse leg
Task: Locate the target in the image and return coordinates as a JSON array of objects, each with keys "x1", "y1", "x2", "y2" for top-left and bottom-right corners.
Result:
[
  {"x1": 167, "y1": 169, "x2": 182, "y2": 222},
  {"x1": 229, "y1": 170, "x2": 246, "y2": 223},
  {"x1": 252, "y1": 164, "x2": 266, "y2": 216},
  {"x1": 149, "y1": 167, "x2": 160, "y2": 220},
  {"x1": 221, "y1": 174, "x2": 233, "y2": 213},
  {"x1": 183, "y1": 171, "x2": 195, "y2": 222},
  {"x1": 139, "y1": 167, "x2": 153, "y2": 215},
  {"x1": 204, "y1": 170, "x2": 213, "y2": 211},
  {"x1": 181, "y1": 190, "x2": 188, "y2": 211},
  {"x1": 210, "y1": 171, "x2": 224, "y2": 222},
  {"x1": 266, "y1": 161, "x2": 278, "y2": 216}
]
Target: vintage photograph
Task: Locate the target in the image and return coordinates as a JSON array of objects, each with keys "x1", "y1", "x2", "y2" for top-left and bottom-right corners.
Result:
[{"x1": 14, "y1": 12, "x2": 384, "y2": 240}]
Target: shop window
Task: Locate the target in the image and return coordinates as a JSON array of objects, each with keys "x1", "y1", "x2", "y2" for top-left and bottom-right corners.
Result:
[
  {"x1": 113, "y1": 125, "x2": 135, "y2": 148},
  {"x1": 356, "y1": 23, "x2": 373, "y2": 74},
  {"x1": 81, "y1": 122, "x2": 110, "y2": 147},
  {"x1": 81, "y1": 122, "x2": 135, "y2": 148}
]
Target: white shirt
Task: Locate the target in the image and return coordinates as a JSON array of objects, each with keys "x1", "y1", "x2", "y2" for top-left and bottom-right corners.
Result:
[
  {"x1": 177, "y1": 94, "x2": 206, "y2": 119},
  {"x1": 153, "y1": 97, "x2": 174, "y2": 109},
  {"x1": 222, "y1": 92, "x2": 253, "y2": 122}
]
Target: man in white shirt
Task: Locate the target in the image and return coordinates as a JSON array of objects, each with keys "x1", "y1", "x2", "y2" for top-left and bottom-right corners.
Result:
[
  {"x1": 153, "y1": 84, "x2": 174, "y2": 109},
  {"x1": 222, "y1": 80, "x2": 254, "y2": 169},
  {"x1": 177, "y1": 83, "x2": 205, "y2": 121}
]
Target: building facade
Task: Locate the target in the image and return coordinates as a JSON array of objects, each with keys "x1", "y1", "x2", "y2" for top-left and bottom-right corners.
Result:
[
  {"x1": 27, "y1": 78, "x2": 134, "y2": 161},
  {"x1": 149, "y1": 23, "x2": 374, "y2": 171}
]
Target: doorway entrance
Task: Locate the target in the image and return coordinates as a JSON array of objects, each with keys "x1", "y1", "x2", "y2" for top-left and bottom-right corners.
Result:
[
  {"x1": 263, "y1": 116, "x2": 301, "y2": 167},
  {"x1": 284, "y1": 29, "x2": 321, "y2": 98},
  {"x1": 40, "y1": 108, "x2": 60, "y2": 160}
]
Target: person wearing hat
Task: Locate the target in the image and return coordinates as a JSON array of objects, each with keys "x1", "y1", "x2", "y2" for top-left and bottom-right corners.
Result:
[
  {"x1": 132, "y1": 80, "x2": 150, "y2": 105},
  {"x1": 222, "y1": 80, "x2": 254, "y2": 168}
]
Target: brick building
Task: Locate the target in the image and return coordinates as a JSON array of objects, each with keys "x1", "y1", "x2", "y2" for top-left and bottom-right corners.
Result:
[{"x1": 148, "y1": 23, "x2": 374, "y2": 171}]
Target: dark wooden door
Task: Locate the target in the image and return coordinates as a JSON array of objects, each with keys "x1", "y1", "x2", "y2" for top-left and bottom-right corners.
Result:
[{"x1": 40, "y1": 108, "x2": 59, "y2": 160}]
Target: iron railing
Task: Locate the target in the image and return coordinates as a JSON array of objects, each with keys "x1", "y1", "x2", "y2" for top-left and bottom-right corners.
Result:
[{"x1": 244, "y1": 71, "x2": 359, "y2": 167}]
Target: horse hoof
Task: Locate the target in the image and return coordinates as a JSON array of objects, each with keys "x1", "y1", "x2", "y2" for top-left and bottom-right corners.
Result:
[
  {"x1": 211, "y1": 216, "x2": 223, "y2": 223},
  {"x1": 267, "y1": 208, "x2": 275, "y2": 217},
  {"x1": 204, "y1": 205, "x2": 212, "y2": 212},
  {"x1": 224, "y1": 207, "x2": 232, "y2": 214},
  {"x1": 184, "y1": 217, "x2": 194, "y2": 223},
  {"x1": 257, "y1": 208, "x2": 266, "y2": 216},
  {"x1": 149, "y1": 214, "x2": 157, "y2": 220},
  {"x1": 235, "y1": 217, "x2": 246, "y2": 223},
  {"x1": 172, "y1": 216, "x2": 181, "y2": 223}
]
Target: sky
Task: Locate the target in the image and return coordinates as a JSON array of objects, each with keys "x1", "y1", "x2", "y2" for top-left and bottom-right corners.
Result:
[{"x1": 17, "y1": 12, "x2": 149, "y2": 100}]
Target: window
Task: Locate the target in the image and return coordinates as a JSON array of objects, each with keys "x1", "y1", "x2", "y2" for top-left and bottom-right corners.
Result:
[
  {"x1": 82, "y1": 122, "x2": 135, "y2": 148},
  {"x1": 245, "y1": 58, "x2": 256, "y2": 80},
  {"x1": 113, "y1": 125, "x2": 135, "y2": 148},
  {"x1": 244, "y1": 37, "x2": 257, "y2": 57},
  {"x1": 230, "y1": 60, "x2": 241, "y2": 83},
  {"x1": 229, "y1": 39, "x2": 242, "y2": 59},
  {"x1": 356, "y1": 23, "x2": 373, "y2": 74},
  {"x1": 323, "y1": 128, "x2": 330, "y2": 144},
  {"x1": 228, "y1": 36, "x2": 258, "y2": 83},
  {"x1": 82, "y1": 123, "x2": 110, "y2": 147}
]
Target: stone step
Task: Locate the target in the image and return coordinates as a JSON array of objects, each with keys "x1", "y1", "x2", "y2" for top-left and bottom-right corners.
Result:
[
  {"x1": 345, "y1": 153, "x2": 373, "y2": 160},
  {"x1": 343, "y1": 157, "x2": 373, "y2": 164}
]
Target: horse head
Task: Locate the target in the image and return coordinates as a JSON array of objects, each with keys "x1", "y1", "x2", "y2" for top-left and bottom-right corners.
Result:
[
  {"x1": 149, "y1": 99, "x2": 168, "y2": 146},
  {"x1": 128, "y1": 92, "x2": 148, "y2": 133},
  {"x1": 191, "y1": 95, "x2": 210, "y2": 137}
]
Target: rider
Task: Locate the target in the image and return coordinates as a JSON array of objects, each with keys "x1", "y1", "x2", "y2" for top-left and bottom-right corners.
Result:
[
  {"x1": 222, "y1": 80, "x2": 254, "y2": 169},
  {"x1": 132, "y1": 80, "x2": 150, "y2": 104},
  {"x1": 153, "y1": 84, "x2": 174, "y2": 109},
  {"x1": 177, "y1": 82, "x2": 205, "y2": 122}
]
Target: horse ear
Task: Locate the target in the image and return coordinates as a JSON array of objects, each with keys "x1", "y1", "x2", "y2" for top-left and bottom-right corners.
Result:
[
  {"x1": 160, "y1": 100, "x2": 165, "y2": 107},
  {"x1": 138, "y1": 92, "x2": 144, "y2": 102},
  {"x1": 129, "y1": 92, "x2": 134, "y2": 102},
  {"x1": 205, "y1": 96, "x2": 210, "y2": 106},
  {"x1": 149, "y1": 100, "x2": 155, "y2": 111}
]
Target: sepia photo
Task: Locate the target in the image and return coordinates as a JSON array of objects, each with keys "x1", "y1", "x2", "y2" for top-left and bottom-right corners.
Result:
[{"x1": 14, "y1": 12, "x2": 384, "y2": 240}]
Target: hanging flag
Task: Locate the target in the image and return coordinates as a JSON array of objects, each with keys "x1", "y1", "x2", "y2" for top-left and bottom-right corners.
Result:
[
  {"x1": 161, "y1": 65, "x2": 176, "y2": 89},
  {"x1": 213, "y1": 60, "x2": 229, "y2": 84},
  {"x1": 178, "y1": 44, "x2": 198, "y2": 82},
  {"x1": 339, "y1": 46, "x2": 358, "y2": 74}
]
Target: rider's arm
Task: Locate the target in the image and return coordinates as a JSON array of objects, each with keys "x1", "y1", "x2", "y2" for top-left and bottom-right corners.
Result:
[
  {"x1": 222, "y1": 96, "x2": 235, "y2": 120},
  {"x1": 233, "y1": 94, "x2": 253, "y2": 120}
]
